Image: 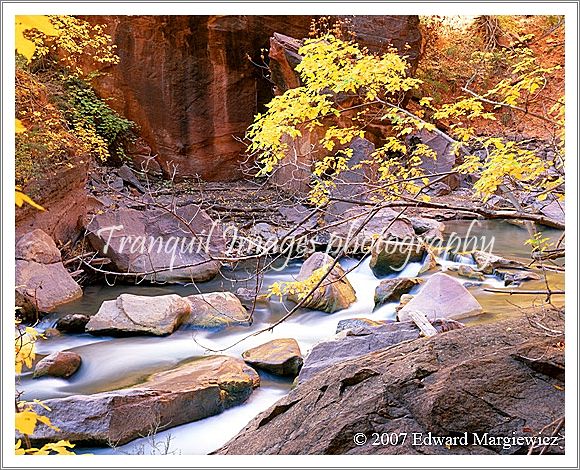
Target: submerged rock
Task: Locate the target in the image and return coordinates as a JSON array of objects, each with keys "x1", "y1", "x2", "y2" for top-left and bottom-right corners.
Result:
[
  {"x1": 374, "y1": 277, "x2": 423, "y2": 309},
  {"x1": 86, "y1": 294, "x2": 191, "y2": 336},
  {"x1": 185, "y1": 292, "x2": 251, "y2": 329},
  {"x1": 398, "y1": 273, "x2": 483, "y2": 322},
  {"x1": 15, "y1": 230, "x2": 82, "y2": 316},
  {"x1": 369, "y1": 240, "x2": 426, "y2": 277},
  {"x1": 25, "y1": 355, "x2": 259, "y2": 446},
  {"x1": 287, "y1": 252, "x2": 356, "y2": 313},
  {"x1": 217, "y1": 315, "x2": 564, "y2": 455},
  {"x1": 242, "y1": 338, "x2": 303, "y2": 378},
  {"x1": 55, "y1": 314, "x2": 91, "y2": 334},
  {"x1": 33, "y1": 351, "x2": 81, "y2": 379}
]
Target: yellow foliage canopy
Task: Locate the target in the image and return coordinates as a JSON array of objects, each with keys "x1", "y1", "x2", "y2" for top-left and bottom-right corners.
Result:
[{"x1": 15, "y1": 15, "x2": 59, "y2": 61}]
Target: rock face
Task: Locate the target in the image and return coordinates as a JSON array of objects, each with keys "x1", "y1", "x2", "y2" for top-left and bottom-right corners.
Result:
[
  {"x1": 217, "y1": 314, "x2": 564, "y2": 455},
  {"x1": 287, "y1": 252, "x2": 356, "y2": 313},
  {"x1": 398, "y1": 273, "x2": 483, "y2": 322},
  {"x1": 33, "y1": 351, "x2": 81, "y2": 379},
  {"x1": 185, "y1": 292, "x2": 250, "y2": 329},
  {"x1": 26, "y1": 355, "x2": 260, "y2": 446},
  {"x1": 15, "y1": 230, "x2": 82, "y2": 316},
  {"x1": 83, "y1": 16, "x2": 421, "y2": 180},
  {"x1": 55, "y1": 314, "x2": 91, "y2": 334},
  {"x1": 297, "y1": 319, "x2": 464, "y2": 385},
  {"x1": 86, "y1": 294, "x2": 191, "y2": 336},
  {"x1": 82, "y1": 16, "x2": 314, "y2": 180},
  {"x1": 85, "y1": 203, "x2": 223, "y2": 283},
  {"x1": 242, "y1": 339, "x2": 303, "y2": 377},
  {"x1": 16, "y1": 141, "x2": 88, "y2": 246},
  {"x1": 369, "y1": 240, "x2": 426, "y2": 277},
  {"x1": 374, "y1": 277, "x2": 422, "y2": 309}
]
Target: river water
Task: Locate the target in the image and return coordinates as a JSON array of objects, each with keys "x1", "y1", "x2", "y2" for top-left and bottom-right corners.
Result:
[{"x1": 18, "y1": 220, "x2": 564, "y2": 455}]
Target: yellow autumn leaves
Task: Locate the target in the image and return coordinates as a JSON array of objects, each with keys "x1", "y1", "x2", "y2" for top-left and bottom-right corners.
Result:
[{"x1": 15, "y1": 15, "x2": 60, "y2": 62}]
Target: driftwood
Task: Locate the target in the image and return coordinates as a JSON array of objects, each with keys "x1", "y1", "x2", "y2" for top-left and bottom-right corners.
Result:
[
  {"x1": 408, "y1": 311, "x2": 438, "y2": 337},
  {"x1": 483, "y1": 288, "x2": 565, "y2": 295}
]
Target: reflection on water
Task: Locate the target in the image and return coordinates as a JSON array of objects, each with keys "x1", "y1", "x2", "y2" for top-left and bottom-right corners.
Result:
[{"x1": 21, "y1": 218, "x2": 564, "y2": 454}]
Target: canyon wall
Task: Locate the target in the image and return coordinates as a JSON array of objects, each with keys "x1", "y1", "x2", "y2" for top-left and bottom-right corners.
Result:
[{"x1": 85, "y1": 15, "x2": 422, "y2": 180}]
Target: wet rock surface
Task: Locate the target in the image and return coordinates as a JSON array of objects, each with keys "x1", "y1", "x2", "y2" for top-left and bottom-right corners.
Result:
[
  {"x1": 374, "y1": 277, "x2": 423, "y2": 309},
  {"x1": 242, "y1": 338, "x2": 303, "y2": 378},
  {"x1": 33, "y1": 351, "x2": 82, "y2": 379},
  {"x1": 86, "y1": 293, "x2": 191, "y2": 336},
  {"x1": 25, "y1": 355, "x2": 260, "y2": 446},
  {"x1": 287, "y1": 252, "x2": 356, "y2": 313},
  {"x1": 185, "y1": 292, "x2": 250, "y2": 329}
]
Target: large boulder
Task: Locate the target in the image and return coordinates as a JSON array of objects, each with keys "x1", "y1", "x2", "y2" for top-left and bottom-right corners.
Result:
[
  {"x1": 216, "y1": 312, "x2": 564, "y2": 455},
  {"x1": 185, "y1": 292, "x2": 250, "y2": 329},
  {"x1": 242, "y1": 338, "x2": 303, "y2": 378},
  {"x1": 287, "y1": 253, "x2": 356, "y2": 313},
  {"x1": 369, "y1": 239, "x2": 426, "y2": 277},
  {"x1": 86, "y1": 294, "x2": 191, "y2": 336},
  {"x1": 398, "y1": 273, "x2": 483, "y2": 322},
  {"x1": 85, "y1": 203, "x2": 223, "y2": 283},
  {"x1": 296, "y1": 319, "x2": 463, "y2": 384},
  {"x1": 25, "y1": 355, "x2": 260, "y2": 446},
  {"x1": 15, "y1": 230, "x2": 82, "y2": 316},
  {"x1": 33, "y1": 351, "x2": 81, "y2": 379},
  {"x1": 374, "y1": 277, "x2": 423, "y2": 309}
]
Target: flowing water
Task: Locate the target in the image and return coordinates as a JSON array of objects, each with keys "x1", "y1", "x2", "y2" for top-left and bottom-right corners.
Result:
[{"x1": 19, "y1": 220, "x2": 564, "y2": 455}]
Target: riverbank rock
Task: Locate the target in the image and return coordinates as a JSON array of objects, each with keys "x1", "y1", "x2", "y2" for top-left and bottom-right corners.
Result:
[
  {"x1": 85, "y1": 203, "x2": 223, "y2": 283},
  {"x1": 25, "y1": 355, "x2": 260, "y2": 446},
  {"x1": 242, "y1": 339, "x2": 303, "y2": 377},
  {"x1": 86, "y1": 294, "x2": 191, "y2": 336},
  {"x1": 448, "y1": 264, "x2": 485, "y2": 281},
  {"x1": 216, "y1": 312, "x2": 564, "y2": 455},
  {"x1": 55, "y1": 314, "x2": 91, "y2": 334},
  {"x1": 296, "y1": 319, "x2": 463, "y2": 384},
  {"x1": 496, "y1": 269, "x2": 542, "y2": 286},
  {"x1": 398, "y1": 273, "x2": 483, "y2": 322},
  {"x1": 370, "y1": 240, "x2": 426, "y2": 277},
  {"x1": 33, "y1": 351, "x2": 81, "y2": 379},
  {"x1": 15, "y1": 230, "x2": 82, "y2": 317},
  {"x1": 471, "y1": 250, "x2": 526, "y2": 274},
  {"x1": 287, "y1": 253, "x2": 356, "y2": 313},
  {"x1": 374, "y1": 278, "x2": 423, "y2": 309},
  {"x1": 539, "y1": 200, "x2": 565, "y2": 227},
  {"x1": 185, "y1": 292, "x2": 250, "y2": 329}
]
